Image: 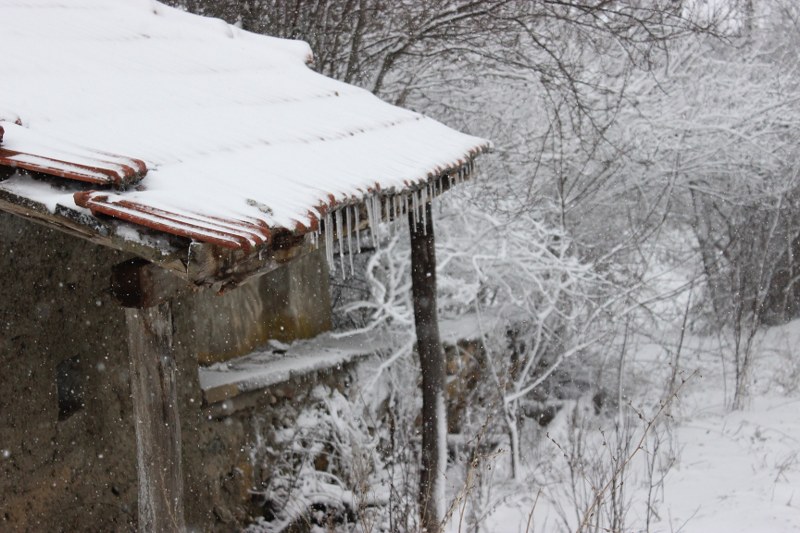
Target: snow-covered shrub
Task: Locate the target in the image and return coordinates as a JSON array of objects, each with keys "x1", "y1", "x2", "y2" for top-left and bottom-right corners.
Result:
[{"x1": 246, "y1": 386, "x2": 389, "y2": 533}]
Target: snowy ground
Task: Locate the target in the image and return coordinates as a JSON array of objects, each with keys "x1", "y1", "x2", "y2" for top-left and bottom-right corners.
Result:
[
  {"x1": 658, "y1": 322, "x2": 800, "y2": 533},
  {"x1": 447, "y1": 319, "x2": 800, "y2": 533}
]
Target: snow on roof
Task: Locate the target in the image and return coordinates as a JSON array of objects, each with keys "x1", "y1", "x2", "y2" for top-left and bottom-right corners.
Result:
[{"x1": 0, "y1": 0, "x2": 489, "y2": 254}]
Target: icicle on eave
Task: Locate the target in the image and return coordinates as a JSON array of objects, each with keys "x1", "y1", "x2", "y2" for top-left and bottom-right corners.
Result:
[
  {"x1": 324, "y1": 212, "x2": 335, "y2": 274},
  {"x1": 373, "y1": 194, "x2": 381, "y2": 249},
  {"x1": 422, "y1": 186, "x2": 428, "y2": 236},
  {"x1": 335, "y1": 208, "x2": 345, "y2": 280},
  {"x1": 364, "y1": 192, "x2": 383, "y2": 251},
  {"x1": 346, "y1": 205, "x2": 355, "y2": 277},
  {"x1": 365, "y1": 194, "x2": 375, "y2": 249},
  {"x1": 438, "y1": 175, "x2": 444, "y2": 214},
  {"x1": 412, "y1": 189, "x2": 419, "y2": 227},
  {"x1": 354, "y1": 204, "x2": 361, "y2": 253}
]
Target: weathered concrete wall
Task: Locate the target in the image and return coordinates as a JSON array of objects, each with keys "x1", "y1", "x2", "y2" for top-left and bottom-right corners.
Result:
[
  {"x1": 0, "y1": 211, "x2": 137, "y2": 531},
  {"x1": 0, "y1": 211, "x2": 337, "y2": 531},
  {"x1": 173, "y1": 249, "x2": 332, "y2": 365},
  {"x1": 177, "y1": 353, "x2": 358, "y2": 530},
  {"x1": 172, "y1": 248, "x2": 334, "y2": 528}
]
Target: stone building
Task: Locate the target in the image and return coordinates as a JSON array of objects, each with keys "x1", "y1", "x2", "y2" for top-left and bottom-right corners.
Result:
[{"x1": 0, "y1": 1, "x2": 488, "y2": 531}]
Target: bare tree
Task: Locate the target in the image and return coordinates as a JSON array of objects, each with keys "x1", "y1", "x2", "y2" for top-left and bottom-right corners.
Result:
[
  {"x1": 609, "y1": 1, "x2": 800, "y2": 407},
  {"x1": 163, "y1": 2, "x2": 779, "y2": 530}
]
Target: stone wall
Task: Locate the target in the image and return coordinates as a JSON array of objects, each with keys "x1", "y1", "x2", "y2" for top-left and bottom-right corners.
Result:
[{"x1": 0, "y1": 211, "x2": 337, "y2": 531}]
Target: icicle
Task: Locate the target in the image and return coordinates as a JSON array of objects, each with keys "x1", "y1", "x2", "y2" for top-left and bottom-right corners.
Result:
[
  {"x1": 415, "y1": 189, "x2": 421, "y2": 227},
  {"x1": 411, "y1": 191, "x2": 417, "y2": 226},
  {"x1": 335, "y1": 209, "x2": 345, "y2": 279},
  {"x1": 354, "y1": 204, "x2": 361, "y2": 253},
  {"x1": 422, "y1": 191, "x2": 428, "y2": 236},
  {"x1": 404, "y1": 194, "x2": 409, "y2": 222},
  {"x1": 372, "y1": 194, "x2": 379, "y2": 227},
  {"x1": 365, "y1": 194, "x2": 375, "y2": 248},
  {"x1": 375, "y1": 196, "x2": 382, "y2": 247},
  {"x1": 367, "y1": 194, "x2": 381, "y2": 249},
  {"x1": 324, "y1": 212, "x2": 335, "y2": 273},
  {"x1": 346, "y1": 206, "x2": 355, "y2": 276},
  {"x1": 386, "y1": 194, "x2": 400, "y2": 236},
  {"x1": 438, "y1": 177, "x2": 444, "y2": 215},
  {"x1": 386, "y1": 195, "x2": 394, "y2": 237},
  {"x1": 373, "y1": 195, "x2": 381, "y2": 250}
]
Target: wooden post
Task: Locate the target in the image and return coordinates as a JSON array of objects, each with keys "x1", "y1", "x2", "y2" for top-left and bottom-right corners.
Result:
[
  {"x1": 408, "y1": 201, "x2": 446, "y2": 533},
  {"x1": 113, "y1": 259, "x2": 187, "y2": 533}
]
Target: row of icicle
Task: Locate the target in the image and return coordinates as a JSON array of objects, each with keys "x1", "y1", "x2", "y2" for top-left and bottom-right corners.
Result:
[{"x1": 313, "y1": 160, "x2": 475, "y2": 278}]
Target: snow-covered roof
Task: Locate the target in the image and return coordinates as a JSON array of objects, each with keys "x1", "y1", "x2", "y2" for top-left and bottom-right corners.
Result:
[{"x1": 0, "y1": 0, "x2": 488, "y2": 266}]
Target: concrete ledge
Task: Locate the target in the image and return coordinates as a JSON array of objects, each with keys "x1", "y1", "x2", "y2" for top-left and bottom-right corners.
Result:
[{"x1": 198, "y1": 331, "x2": 395, "y2": 407}]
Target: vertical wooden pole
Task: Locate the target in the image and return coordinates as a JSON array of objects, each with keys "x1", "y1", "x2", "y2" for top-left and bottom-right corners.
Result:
[
  {"x1": 409, "y1": 201, "x2": 446, "y2": 533},
  {"x1": 113, "y1": 259, "x2": 186, "y2": 533}
]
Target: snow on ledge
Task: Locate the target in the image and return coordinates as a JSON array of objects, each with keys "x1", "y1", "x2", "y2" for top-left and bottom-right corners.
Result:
[
  {"x1": 198, "y1": 331, "x2": 396, "y2": 405},
  {"x1": 198, "y1": 316, "x2": 487, "y2": 408}
]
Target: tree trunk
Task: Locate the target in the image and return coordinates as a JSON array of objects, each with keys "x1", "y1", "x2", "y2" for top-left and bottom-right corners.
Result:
[
  {"x1": 505, "y1": 403, "x2": 521, "y2": 480},
  {"x1": 409, "y1": 200, "x2": 447, "y2": 533}
]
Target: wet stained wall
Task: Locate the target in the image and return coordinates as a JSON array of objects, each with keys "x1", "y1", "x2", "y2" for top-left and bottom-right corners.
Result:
[
  {"x1": 0, "y1": 211, "x2": 136, "y2": 530},
  {"x1": 0, "y1": 211, "x2": 335, "y2": 531}
]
